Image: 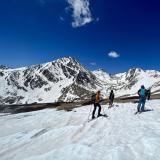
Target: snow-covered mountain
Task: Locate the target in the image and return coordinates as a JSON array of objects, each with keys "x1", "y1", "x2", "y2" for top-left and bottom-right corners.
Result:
[
  {"x1": 0, "y1": 65, "x2": 10, "y2": 70},
  {"x1": 92, "y1": 68, "x2": 160, "y2": 97},
  {"x1": 0, "y1": 57, "x2": 102, "y2": 104},
  {"x1": 92, "y1": 69, "x2": 111, "y2": 83},
  {"x1": 0, "y1": 56, "x2": 160, "y2": 104}
]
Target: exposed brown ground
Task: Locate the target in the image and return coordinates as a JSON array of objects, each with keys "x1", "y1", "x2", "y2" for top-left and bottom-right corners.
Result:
[{"x1": 0, "y1": 94, "x2": 159, "y2": 114}]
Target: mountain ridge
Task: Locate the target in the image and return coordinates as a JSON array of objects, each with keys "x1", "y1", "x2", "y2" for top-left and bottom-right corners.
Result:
[{"x1": 0, "y1": 56, "x2": 160, "y2": 105}]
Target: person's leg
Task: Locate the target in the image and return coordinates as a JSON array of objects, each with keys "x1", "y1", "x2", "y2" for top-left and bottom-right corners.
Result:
[
  {"x1": 109, "y1": 100, "x2": 112, "y2": 108},
  {"x1": 137, "y1": 99, "x2": 142, "y2": 112},
  {"x1": 97, "y1": 103, "x2": 102, "y2": 117},
  {"x1": 92, "y1": 103, "x2": 97, "y2": 119},
  {"x1": 141, "y1": 99, "x2": 146, "y2": 111},
  {"x1": 111, "y1": 99, "x2": 114, "y2": 107}
]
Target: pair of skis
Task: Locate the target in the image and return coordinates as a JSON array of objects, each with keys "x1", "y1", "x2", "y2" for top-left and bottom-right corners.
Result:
[
  {"x1": 134, "y1": 111, "x2": 143, "y2": 115},
  {"x1": 134, "y1": 109, "x2": 153, "y2": 115}
]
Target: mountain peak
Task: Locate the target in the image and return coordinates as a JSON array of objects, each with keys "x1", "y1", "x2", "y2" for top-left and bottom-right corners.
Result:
[
  {"x1": 97, "y1": 68, "x2": 107, "y2": 72},
  {"x1": 128, "y1": 68, "x2": 144, "y2": 73},
  {"x1": 58, "y1": 56, "x2": 76, "y2": 62},
  {"x1": 92, "y1": 69, "x2": 111, "y2": 82},
  {"x1": 93, "y1": 68, "x2": 109, "y2": 74},
  {"x1": 0, "y1": 65, "x2": 10, "y2": 70},
  {"x1": 55, "y1": 56, "x2": 79, "y2": 65}
]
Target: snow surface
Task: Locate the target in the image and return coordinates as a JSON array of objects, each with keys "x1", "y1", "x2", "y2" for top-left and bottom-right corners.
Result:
[{"x1": 0, "y1": 100, "x2": 160, "y2": 160}]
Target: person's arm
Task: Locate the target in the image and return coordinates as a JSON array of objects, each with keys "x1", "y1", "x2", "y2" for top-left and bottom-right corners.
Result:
[
  {"x1": 138, "y1": 89, "x2": 140, "y2": 96},
  {"x1": 109, "y1": 93, "x2": 111, "y2": 100}
]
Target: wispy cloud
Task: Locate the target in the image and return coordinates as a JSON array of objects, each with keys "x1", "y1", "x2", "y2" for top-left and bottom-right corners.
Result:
[
  {"x1": 90, "y1": 62, "x2": 96, "y2": 66},
  {"x1": 59, "y1": 16, "x2": 65, "y2": 22},
  {"x1": 108, "y1": 51, "x2": 120, "y2": 58},
  {"x1": 66, "y1": 0, "x2": 93, "y2": 28},
  {"x1": 96, "y1": 17, "x2": 100, "y2": 22}
]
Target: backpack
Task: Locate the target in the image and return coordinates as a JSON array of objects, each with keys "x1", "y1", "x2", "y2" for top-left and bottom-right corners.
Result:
[
  {"x1": 139, "y1": 89, "x2": 146, "y2": 97},
  {"x1": 109, "y1": 92, "x2": 114, "y2": 100},
  {"x1": 91, "y1": 94, "x2": 96, "y2": 102}
]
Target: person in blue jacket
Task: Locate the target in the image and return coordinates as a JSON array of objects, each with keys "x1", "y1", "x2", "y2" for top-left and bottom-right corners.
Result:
[{"x1": 137, "y1": 85, "x2": 148, "y2": 112}]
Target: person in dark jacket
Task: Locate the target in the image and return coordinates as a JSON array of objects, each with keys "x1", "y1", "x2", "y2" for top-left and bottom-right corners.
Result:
[
  {"x1": 109, "y1": 90, "x2": 114, "y2": 108},
  {"x1": 137, "y1": 85, "x2": 148, "y2": 112},
  {"x1": 92, "y1": 91, "x2": 102, "y2": 119}
]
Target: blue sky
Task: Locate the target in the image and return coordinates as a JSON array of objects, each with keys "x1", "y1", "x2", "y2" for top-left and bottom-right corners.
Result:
[{"x1": 0, "y1": 0, "x2": 160, "y2": 73}]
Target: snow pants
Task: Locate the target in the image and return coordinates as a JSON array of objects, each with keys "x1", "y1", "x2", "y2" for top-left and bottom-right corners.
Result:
[
  {"x1": 137, "y1": 98, "x2": 146, "y2": 112},
  {"x1": 92, "y1": 103, "x2": 102, "y2": 118}
]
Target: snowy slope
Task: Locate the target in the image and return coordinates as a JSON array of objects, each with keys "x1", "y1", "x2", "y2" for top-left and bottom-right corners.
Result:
[
  {"x1": 92, "y1": 69, "x2": 111, "y2": 83},
  {"x1": 0, "y1": 100, "x2": 160, "y2": 160}
]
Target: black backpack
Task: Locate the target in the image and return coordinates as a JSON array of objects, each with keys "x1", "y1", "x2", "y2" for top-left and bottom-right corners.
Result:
[
  {"x1": 109, "y1": 92, "x2": 114, "y2": 100},
  {"x1": 91, "y1": 94, "x2": 96, "y2": 102}
]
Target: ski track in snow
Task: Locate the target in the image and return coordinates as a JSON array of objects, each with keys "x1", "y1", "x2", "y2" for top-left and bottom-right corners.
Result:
[{"x1": 0, "y1": 100, "x2": 160, "y2": 160}]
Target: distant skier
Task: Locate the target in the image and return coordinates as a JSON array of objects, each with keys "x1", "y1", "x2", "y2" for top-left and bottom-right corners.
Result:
[
  {"x1": 137, "y1": 85, "x2": 148, "y2": 113},
  {"x1": 108, "y1": 90, "x2": 115, "y2": 108},
  {"x1": 92, "y1": 91, "x2": 103, "y2": 119}
]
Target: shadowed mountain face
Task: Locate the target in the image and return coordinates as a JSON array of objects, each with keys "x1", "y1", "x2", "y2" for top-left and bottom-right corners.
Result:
[
  {"x1": 0, "y1": 57, "x2": 160, "y2": 105},
  {"x1": 0, "y1": 57, "x2": 102, "y2": 104}
]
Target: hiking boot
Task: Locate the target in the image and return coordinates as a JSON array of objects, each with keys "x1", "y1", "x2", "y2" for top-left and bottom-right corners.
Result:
[
  {"x1": 97, "y1": 114, "x2": 103, "y2": 117},
  {"x1": 92, "y1": 116, "x2": 95, "y2": 119}
]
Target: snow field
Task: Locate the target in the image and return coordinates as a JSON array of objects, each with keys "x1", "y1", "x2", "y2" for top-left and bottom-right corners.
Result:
[{"x1": 0, "y1": 100, "x2": 160, "y2": 160}]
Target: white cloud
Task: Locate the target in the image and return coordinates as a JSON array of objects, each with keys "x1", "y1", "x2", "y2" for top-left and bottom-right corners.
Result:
[
  {"x1": 59, "y1": 16, "x2": 65, "y2": 22},
  {"x1": 96, "y1": 17, "x2": 100, "y2": 22},
  {"x1": 108, "y1": 51, "x2": 120, "y2": 58},
  {"x1": 90, "y1": 62, "x2": 96, "y2": 66},
  {"x1": 67, "y1": 0, "x2": 93, "y2": 28}
]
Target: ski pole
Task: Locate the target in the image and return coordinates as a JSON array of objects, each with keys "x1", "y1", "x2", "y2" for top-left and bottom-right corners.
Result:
[
  {"x1": 87, "y1": 104, "x2": 93, "y2": 121},
  {"x1": 102, "y1": 105, "x2": 106, "y2": 115}
]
